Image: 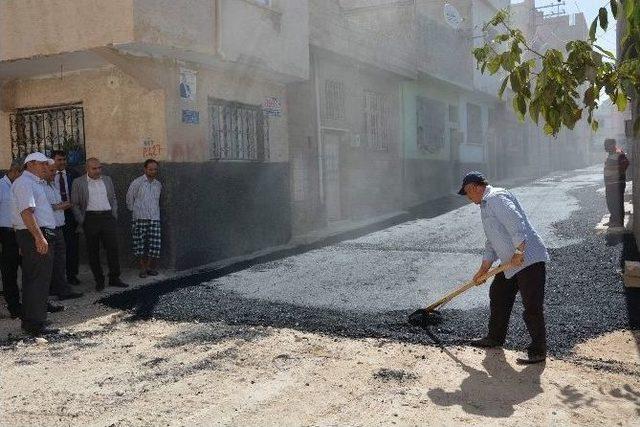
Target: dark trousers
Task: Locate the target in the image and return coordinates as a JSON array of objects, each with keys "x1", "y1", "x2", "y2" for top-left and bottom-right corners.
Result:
[
  {"x1": 49, "y1": 227, "x2": 72, "y2": 296},
  {"x1": 0, "y1": 227, "x2": 20, "y2": 311},
  {"x1": 16, "y1": 229, "x2": 53, "y2": 329},
  {"x1": 605, "y1": 182, "x2": 625, "y2": 226},
  {"x1": 62, "y1": 212, "x2": 79, "y2": 280},
  {"x1": 488, "y1": 262, "x2": 547, "y2": 354},
  {"x1": 84, "y1": 212, "x2": 120, "y2": 283}
]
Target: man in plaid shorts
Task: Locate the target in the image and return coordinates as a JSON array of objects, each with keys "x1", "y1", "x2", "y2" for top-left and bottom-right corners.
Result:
[{"x1": 126, "y1": 159, "x2": 162, "y2": 278}]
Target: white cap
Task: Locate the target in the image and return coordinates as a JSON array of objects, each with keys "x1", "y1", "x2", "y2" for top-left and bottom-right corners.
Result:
[{"x1": 23, "y1": 152, "x2": 50, "y2": 164}]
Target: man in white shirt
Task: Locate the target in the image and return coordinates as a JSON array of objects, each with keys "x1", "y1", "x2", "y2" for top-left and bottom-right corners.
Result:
[
  {"x1": 0, "y1": 161, "x2": 22, "y2": 318},
  {"x1": 44, "y1": 161, "x2": 83, "y2": 301},
  {"x1": 71, "y1": 158, "x2": 128, "y2": 291},
  {"x1": 12, "y1": 152, "x2": 59, "y2": 336},
  {"x1": 126, "y1": 159, "x2": 162, "y2": 278}
]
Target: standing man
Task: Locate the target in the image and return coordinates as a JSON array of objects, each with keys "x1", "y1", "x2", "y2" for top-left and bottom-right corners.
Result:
[
  {"x1": 71, "y1": 158, "x2": 128, "y2": 291},
  {"x1": 603, "y1": 138, "x2": 629, "y2": 228},
  {"x1": 126, "y1": 159, "x2": 162, "y2": 278},
  {"x1": 458, "y1": 171, "x2": 550, "y2": 364},
  {"x1": 51, "y1": 150, "x2": 81, "y2": 285},
  {"x1": 0, "y1": 161, "x2": 22, "y2": 318},
  {"x1": 12, "y1": 152, "x2": 59, "y2": 336},
  {"x1": 44, "y1": 161, "x2": 83, "y2": 300}
]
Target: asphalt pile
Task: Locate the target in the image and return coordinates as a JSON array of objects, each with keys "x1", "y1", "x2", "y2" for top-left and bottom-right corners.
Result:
[{"x1": 102, "y1": 184, "x2": 639, "y2": 357}]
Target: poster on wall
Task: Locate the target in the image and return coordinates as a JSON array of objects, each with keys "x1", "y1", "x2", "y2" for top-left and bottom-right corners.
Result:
[
  {"x1": 182, "y1": 110, "x2": 200, "y2": 124},
  {"x1": 262, "y1": 96, "x2": 282, "y2": 117},
  {"x1": 179, "y1": 68, "x2": 197, "y2": 101}
]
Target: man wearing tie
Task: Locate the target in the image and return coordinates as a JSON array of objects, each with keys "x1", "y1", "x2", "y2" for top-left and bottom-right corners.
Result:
[{"x1": 51, "y1": 150, "x2": 80, "y2": 285}]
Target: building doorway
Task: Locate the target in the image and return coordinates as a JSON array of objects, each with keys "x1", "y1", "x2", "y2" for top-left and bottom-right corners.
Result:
[{"x1": 322, "y1": 131, "x2": 342, "y2": 221}]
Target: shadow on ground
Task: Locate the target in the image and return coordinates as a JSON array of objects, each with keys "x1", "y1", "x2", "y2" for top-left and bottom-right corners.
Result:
[{"x1": 427, "y1": 349, "x2": 545, "y2": 418}]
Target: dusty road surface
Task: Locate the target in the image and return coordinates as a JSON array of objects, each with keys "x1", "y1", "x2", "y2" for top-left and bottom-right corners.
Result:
[{"x1": 1, "y1": 166, "x2": 639, "y2": 426}]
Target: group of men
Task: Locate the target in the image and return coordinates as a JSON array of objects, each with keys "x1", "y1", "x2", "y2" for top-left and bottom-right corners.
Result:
[{"x1": 0, "y1": 151, "x2": 162, "y2": 336}]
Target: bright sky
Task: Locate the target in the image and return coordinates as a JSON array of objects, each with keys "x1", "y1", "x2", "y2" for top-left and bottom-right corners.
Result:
[{"x1": 513, "y1": 0, "x2": 618, "y2": 54}]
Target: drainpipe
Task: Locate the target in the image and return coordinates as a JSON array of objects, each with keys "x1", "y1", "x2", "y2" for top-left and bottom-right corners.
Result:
[
  {"x1": 212, "y1": 0, "x2": 224, "y2": 58},
  {"x1": 313, "y1": 50, "x2": 324, "y2": 204}
]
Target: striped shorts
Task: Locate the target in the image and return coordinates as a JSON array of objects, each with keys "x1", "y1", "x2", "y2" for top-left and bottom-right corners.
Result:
[{"x1": 132, "y1": 219, "x2": 161, "y2": 258}]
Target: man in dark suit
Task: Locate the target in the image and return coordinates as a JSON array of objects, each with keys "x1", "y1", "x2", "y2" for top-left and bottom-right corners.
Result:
[{"x1": 52, "y1": 150, "x2": 81, "y2": 285}]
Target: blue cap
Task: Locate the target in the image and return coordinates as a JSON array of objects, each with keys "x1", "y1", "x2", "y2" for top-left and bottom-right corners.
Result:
[{"x1": 458, "y1": 171, "x2": 488, "y2": 195}]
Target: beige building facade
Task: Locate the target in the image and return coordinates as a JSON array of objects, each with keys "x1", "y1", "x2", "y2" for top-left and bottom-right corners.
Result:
[{"x1": 0, "y1": 0, "x2": 309, "y2": 269}]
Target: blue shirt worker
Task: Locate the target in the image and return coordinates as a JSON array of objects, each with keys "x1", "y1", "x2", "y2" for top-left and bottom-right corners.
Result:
[
  {"x1": 12, "y1": 152, "x2": 59, "y2": 336},
  {"x1": 458, "y1": 171, "x2": 549, "y2": 364}
]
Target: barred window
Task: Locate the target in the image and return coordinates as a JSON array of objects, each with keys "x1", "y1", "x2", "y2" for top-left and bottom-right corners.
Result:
[
  {"x1": 364, "y1": 91, "x2": 391, "y2": 151},
  {"x1": 466, "y1": 103, "x2": 483, "y2": 145},
  {"x1": 9, "y1": 104, "x2": 86, "y2": 165},
  {"x1": 416, "y1": 96, "x2": 446, "y2": 154},
  {"x1": 209, "y1": 98, "x2": 269, "y2": 161},
  {"x1": 323, "y1": 80, "x2": 345, "y2": 121},
  {"x1": 448, "y1": 104, "x2": 459, "y2": 124}
]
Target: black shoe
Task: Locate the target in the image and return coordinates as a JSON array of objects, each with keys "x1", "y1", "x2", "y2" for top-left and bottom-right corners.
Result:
[
  {"x1": 147, "y1": 270, "x2": 159, "y2": 276},
  {"x1": 57, "y1": 291, "x2": 84, "y2": 301},
  {"x1": 47, "y1": 302, "x2": 65, "y2": 313},
  {"x1": 516, "y1": 352, "x2": 547, "y2": 365},
  {"x1": 22, "y1": 325, "x2": 60, "y2": 337},
  {"x1": 109, "y1": 280, "x2": 129, "y2": 288},
  {"x1": 469, "y1": 337, "x2": 502, "y2": 348},
  {"x1": 67, "y1": 276, "x2": 81, "y2": 285},
  {"x1": 8, "y1": 304, "x2": 22, "y2": 319},
  {"x1": 96, "y1": 279, "x2": 105, "y2": 292}
]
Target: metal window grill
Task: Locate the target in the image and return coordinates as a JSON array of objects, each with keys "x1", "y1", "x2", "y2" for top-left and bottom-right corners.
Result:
[
  {"x1": 466, "y1": 103, "x2": 483, "y2": 145},
  {"x1": 209, "y1": 99, "x2": 269, "y2": 161},
  {"x1": 9, "y1": 104, "x2": 86, "y2": 164},
  {"x1": 364, "y1": 91, "x2": 391, "y2": 151},
  {"x1": 323, "y1": 80, "x2": 345, "y2": 121}
]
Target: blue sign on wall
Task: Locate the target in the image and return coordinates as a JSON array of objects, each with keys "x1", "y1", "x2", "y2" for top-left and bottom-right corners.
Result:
[{"x1": 182, "y1": 109, "x2": 200, "y2": 124}]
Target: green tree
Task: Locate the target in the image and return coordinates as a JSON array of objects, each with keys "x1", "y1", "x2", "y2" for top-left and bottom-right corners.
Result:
[{"x1": 473, "y1": 0, "x2": 640, "y2": 136}]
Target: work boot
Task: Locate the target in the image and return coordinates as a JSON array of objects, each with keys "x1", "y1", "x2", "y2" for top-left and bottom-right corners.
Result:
[
  {"x1": 516, "y1": 350, "x2": 547, "y2": 365},
  {"x1": 469, "y1": 337, "x2": 502, "y2": 348},
  {"x1": 47, "y1": 302, "x2": 65, "y2": 313}
]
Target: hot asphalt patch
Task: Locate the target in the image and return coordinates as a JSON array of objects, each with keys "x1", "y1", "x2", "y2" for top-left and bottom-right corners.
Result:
[{"x1": 101, "y1": 183, "x2": 639, "y2": 358}]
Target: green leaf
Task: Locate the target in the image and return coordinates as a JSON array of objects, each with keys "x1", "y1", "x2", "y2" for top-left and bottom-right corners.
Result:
[
  {"x1": 510, "y1": 72, "x2": 521, "y2": 92},
  {"x1": 589, "y1": 18, "x2": 598, "y2": 41},
  {"x1": 599, "y1": 8, "x2": 608, "y2": 32},
  {"x1": 498, "y1": 76, "x2": 509, "y2": 98},
  {"x1": 591, "y1": 120, "x2": 599, "y2": 132},
  {"x1": 611, "y1": 0, "x2": 618, "y2": 19},
  {"x1": 543, "y1": 123, "x2": 555, "y2": 135},
  {"x1": 625, "y1": 0, "x2": 635, "y2": 19},
  {"x1": 529, "y1": 100, "x2": 541, "y2": 124},
  {"x1": 593, "y1": 44, "x2": 616, "y2": 60},
  {"x1": 616, "y1": 91, "x2": 629, "y2": 111},
  {"x1": 487, "y1": 56, "x2": 501, "y2": 74}
]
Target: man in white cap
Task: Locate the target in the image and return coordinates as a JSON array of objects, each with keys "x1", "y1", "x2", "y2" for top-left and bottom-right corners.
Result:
[{"x1": 12, "y1": 152, "x2": 59, "y2": 336}]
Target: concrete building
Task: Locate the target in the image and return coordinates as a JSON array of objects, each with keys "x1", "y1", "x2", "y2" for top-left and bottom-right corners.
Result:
[
  {"x1": 287, "y1": 0, "x2": 412, "y2": 235},
  {"x1": 0, "y1": 0, "x2": 309, "y2": 269}
]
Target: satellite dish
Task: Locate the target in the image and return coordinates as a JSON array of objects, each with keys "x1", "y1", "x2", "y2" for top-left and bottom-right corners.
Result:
[{"x1": 444, "y1": 3, "x2": 463, "y2": 29}]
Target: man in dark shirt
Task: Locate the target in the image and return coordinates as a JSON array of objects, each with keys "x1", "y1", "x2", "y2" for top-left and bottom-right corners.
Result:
[{"x1": 603, "y1": 138, "x2": 629, "y2": 228}]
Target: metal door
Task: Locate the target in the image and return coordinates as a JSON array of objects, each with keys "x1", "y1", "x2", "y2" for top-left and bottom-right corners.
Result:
[{"x1": 323, "y1": 133, "x2": 341, "y2": 221}]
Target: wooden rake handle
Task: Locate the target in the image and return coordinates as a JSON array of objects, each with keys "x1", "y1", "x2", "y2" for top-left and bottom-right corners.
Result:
[{"x1": 424, "y1": 263, "x2": 514, "y2": 313}]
